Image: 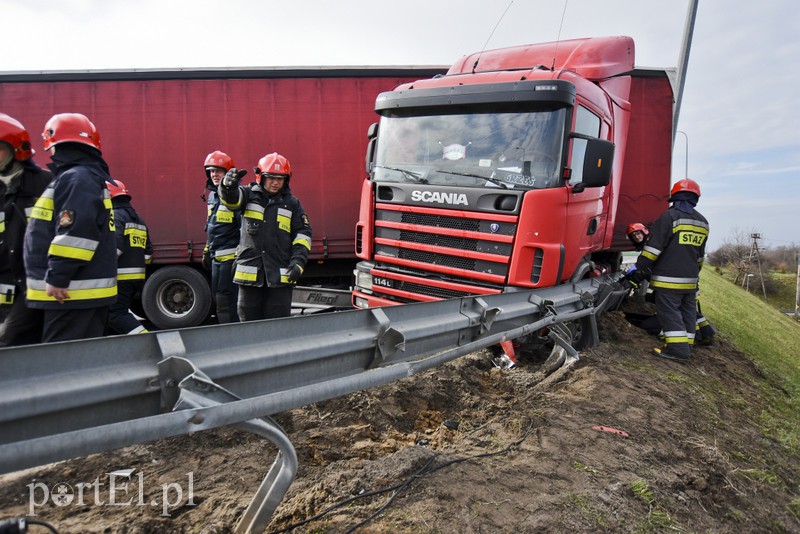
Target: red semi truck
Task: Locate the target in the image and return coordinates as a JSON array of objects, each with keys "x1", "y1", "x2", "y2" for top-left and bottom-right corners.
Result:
[
  {"x1": 352, "y1": 36, "x2": 675, "y2": 324},
  {"x1": 0, "y1": 66, "x2": 444, "y2": 328}
]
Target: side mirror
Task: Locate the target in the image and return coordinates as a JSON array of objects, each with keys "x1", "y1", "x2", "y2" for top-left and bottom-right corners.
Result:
[
  {"x1": 581, "y1": 138, "x2": 614, "y2": 188},
  {"x1": 365, "y1": 122, "x2": 379, "y2": 176}
]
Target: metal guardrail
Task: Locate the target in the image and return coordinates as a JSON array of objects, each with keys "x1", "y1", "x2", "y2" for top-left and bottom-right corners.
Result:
[{"x1": 0, "y1": 276, "x2": 624, "y2": 532}]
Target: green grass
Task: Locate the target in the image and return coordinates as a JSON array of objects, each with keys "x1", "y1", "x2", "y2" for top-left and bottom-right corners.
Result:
[
  {"x1": 700, "y1": 266, "x2": 800, "y2": 392},
  {"x1": 770, "y1": 272, "x2": 799, "y2": 313},
  {"x1": 699, "y1": 266, "x2": 800, "y2": 453}
]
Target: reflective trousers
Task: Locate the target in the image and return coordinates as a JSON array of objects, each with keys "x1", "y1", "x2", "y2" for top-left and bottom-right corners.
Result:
[{"x1": 654, "y1": 290, "x2": 696, "y2": 357}]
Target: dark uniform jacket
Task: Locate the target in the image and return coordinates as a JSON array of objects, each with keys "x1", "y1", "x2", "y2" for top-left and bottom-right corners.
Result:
[
  {"x1": 635, "y1": 204, "x2": 709, "y2": 293},
  {"x1": 0, "y1": 161, "x2": 52, "y2": 305},
  {"x1": 113, "y1": 198, "x2": 152, "y2": 281},
  {"x1": 24, "y1": 146, "x2": 118, "y2": 309},
  {"x1": 205, "y1": 188, "x2": 241, "y2": 262},
  {"x1": 219, "y1": 182, "x2": 312, "y2": 287}
]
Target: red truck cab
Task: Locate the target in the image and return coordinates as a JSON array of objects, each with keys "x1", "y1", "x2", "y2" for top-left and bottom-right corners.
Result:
[{"x1": 353, "y1": 36, "x2": 674, "y2": 307}]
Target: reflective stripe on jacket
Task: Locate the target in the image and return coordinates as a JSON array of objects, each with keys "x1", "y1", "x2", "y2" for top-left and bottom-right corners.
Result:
[
  {"x1": 23, "y1": 148, "x2": 118, "y2": 309},
  {"x1": 113, "y1": 199, "x2": 152, "y2": 281},
  {"x1": 205, "y1": 189, "x2": 241, "y2": 262},
  {"x1": 635, "y1": 205, "x2": 708, "y2": 293},
  {"x1": 0, "y1": 161, "x2": 53, "y2": 296},
  {"x1": 220, "y1": 182, "x2": 311, "y2": 287}
]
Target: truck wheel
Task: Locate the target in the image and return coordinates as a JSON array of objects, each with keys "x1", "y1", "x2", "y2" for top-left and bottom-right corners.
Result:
[
  {"x1": 566, "y1": 315, "x2": 594, "y2": 350},
  {"x1": 142, "y1": 266, "x2": 211, "y2": 330}
]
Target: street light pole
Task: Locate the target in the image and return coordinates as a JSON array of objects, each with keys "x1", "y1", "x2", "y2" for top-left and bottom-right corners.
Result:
[{"x1": 676, "y1": 130, "x2": 689, "y2": 179}]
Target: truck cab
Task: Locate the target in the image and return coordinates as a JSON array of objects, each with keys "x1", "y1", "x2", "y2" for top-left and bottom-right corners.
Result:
[{"x1": 353, "y1": 36, "x2": 674, "y2": 307}]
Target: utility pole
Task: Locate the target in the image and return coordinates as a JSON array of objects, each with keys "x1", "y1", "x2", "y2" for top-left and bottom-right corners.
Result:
[
  {"x1": 795, "y1": 252, "x2": 799, "y2": 319},
  {"x1": 739, "y1": 233, "x2": 768, "y2": 301}
]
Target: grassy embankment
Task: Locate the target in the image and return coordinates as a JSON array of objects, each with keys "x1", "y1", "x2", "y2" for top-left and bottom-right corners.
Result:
[{"x1": 699, "y1": 266, "x2": 800, "y2": 453}]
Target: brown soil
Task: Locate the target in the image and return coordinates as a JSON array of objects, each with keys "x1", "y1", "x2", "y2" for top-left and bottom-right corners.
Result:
[{"x1": 1, "y1": 303, "x2": 799, "y2": 533}]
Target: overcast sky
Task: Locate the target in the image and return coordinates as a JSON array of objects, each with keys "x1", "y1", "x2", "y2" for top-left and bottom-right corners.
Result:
[{"x1": 4, "y1": 0, "x2": 799, "y2": 251}]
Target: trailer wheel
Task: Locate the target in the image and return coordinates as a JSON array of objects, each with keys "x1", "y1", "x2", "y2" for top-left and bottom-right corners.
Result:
[{"x1": 142, "y1": 266, "x2": 211, "y2": 330}]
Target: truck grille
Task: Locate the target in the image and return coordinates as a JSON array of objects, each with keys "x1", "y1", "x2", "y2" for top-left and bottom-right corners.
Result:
[
  {"x1": 398, "y1": 212, "x2": 481, "y2": 232},
  {"x1": 373, "y1": 207, "x2": 517, "y2": 295},
  {"x1": 392, "y1": 280, "x2": 470, "y2": 300}
]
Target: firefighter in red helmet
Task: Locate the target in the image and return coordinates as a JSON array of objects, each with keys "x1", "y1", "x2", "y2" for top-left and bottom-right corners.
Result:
[
  {"x1": 629, "y1": 178, "x2": 709, "y2": 362},
  {"x1": 218, "y1": 152, "x2": 312, "y2": 320},
  {"x1": 23, "y1": 113, "x2": 118, "y2": 342},
  {"x1": 0, "y1": 114, "x2": 53, "y2": 346},
  {"x1": 626, "y1": 222, "x2": 650, "y2": 252},
  {"x1": 203, "y1": 150, "x2": 241, "y2": 323},
  {"x1": 106, "y1": 179, "x2": 152, "y2": 335}
]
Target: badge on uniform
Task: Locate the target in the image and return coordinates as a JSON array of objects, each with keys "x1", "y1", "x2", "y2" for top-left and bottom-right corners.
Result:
[
  {"x1": 58, "y1": 210, "x2": 75, "y2": 228},
  {"x1": 302, "y1": 214, "x2": 309, "y2": 226}
]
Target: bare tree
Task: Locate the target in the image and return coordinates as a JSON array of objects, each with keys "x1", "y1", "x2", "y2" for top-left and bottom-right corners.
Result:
[{"x1": 708, "y1": 226, "x2": 750, "y2": 267}]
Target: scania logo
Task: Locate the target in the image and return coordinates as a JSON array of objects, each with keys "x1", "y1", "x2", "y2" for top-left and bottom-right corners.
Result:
[{"x1": 410, "y1": 190, "x2": 469, "y2": 206}]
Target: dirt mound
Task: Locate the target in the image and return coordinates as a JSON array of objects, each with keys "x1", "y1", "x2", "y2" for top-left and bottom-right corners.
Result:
[{"x1": 1, "y1": 307, "x2": 799, "y2": 533}]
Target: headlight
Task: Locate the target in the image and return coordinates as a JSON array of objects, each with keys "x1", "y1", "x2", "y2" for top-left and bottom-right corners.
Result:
[
  {"x1": 354, "y1": 297, "x2": 369, "y2": 309},
  {"x1": 355, "y1": 269, "x2": 372, "y2": 292}
]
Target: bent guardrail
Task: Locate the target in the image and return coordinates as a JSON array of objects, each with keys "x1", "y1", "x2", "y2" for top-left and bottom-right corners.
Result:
[{"x1": 0, "y1": 276, "x2": 625, "y2": 532}]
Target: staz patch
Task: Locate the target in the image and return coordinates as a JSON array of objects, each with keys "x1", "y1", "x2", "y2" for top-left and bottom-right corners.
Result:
[{"x1": 58, "y1": 210, "x2": 75, "y2": 228}]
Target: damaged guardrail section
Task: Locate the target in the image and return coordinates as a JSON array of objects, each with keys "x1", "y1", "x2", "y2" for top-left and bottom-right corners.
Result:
[{"x1": 0, "y1": 276, "x2": 624, "y2": 532}]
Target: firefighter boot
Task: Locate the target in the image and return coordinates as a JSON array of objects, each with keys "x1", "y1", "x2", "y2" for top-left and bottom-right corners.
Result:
[
  {"x1": 652, "y1": 346, "x2": 689, "y2": 363},
  {"x1": 695, "y1": 323, "x2": 716, "y2": 347}
]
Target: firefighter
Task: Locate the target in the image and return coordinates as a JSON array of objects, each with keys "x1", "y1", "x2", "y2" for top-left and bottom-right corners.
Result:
[
  {"x1": 106, "y1": 179, "x2": 152, "y2": 334},
  {"x1": 0, "y1": 114, "x2": 52, "y2": 346},
  {"x1": 628, "y1": 179, "x2": 709, "y2": 362},
  {"x1": 23, "y1": 113, "x2": 117, "y2": 342},
  {"x1": 626, "y1": 222, "x2": 650, "y2": 252},
  {"x1": 218, "y1": 152, "x2": 312, "y2": 321},
  {"x1": 625, "y1": 220, "x2": 716, "y2": 346},
  {"x1": 203, "y1": 150, "x2": 241, "y2": 323}
]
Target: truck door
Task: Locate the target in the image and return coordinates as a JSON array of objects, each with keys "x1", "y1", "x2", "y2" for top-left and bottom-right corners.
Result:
[{"x1": 564, "y1": 105, "x2": 609, "y2": 275}]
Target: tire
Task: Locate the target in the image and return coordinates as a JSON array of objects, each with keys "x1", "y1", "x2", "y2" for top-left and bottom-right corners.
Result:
[
  {"x1": 142, "y1": 266, "x2": 212, "y2": 330},
  {"x1": 566, "y1": 315, "x2": 595, "y2": 350}
]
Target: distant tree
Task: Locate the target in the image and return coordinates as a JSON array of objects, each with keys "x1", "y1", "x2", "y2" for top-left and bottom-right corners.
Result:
[
  {"x1": 762, "y1": 244, "x2": 800, "y2": 273},
  {"x1": 708, "y1": 227, "x2": 750, "y2": 267}
]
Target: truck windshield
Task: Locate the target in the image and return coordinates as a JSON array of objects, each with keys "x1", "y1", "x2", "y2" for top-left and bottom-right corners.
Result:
[{"x1": 373, "y1": 108, "x2": 566, "y2": 190}]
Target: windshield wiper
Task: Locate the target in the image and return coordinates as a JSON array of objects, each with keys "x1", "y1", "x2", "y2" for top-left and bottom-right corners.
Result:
[
  {"x1": 375, "y1": 165, "x2": 427, "y2": 183},
  {"x1": 434, "y1": 169, "x2": 511, "y2": 189}
]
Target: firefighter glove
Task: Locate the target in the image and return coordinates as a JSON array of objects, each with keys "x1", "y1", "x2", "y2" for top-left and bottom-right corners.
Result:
[
  {"x1": 222, "y1": 168, "x2": 247, "y2": 189},
  {"x1": 627, "y1": 268, "x2": 648, "y2": 285},
  {"x1": 286, "y1": 263, "x2": 303, "y2": 283},
  {"x1": 620, "y1": 278, "x2": 638, "y2": 291},
  {"x1": 201, "y1": 250, "x2": 212, "y2": 272}
]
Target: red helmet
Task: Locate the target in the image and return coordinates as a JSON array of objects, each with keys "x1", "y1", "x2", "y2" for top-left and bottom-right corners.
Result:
[
  {"x1": 670, "y1": 178, "x2": 701, "y2": 198},
  {"x1": 0, "y1": 113, "x2": 35, "y2": 160},
  {"x1": 255, "y1": 152, "x2": 292, "y2": 178},
  {"x1": 626, "y1": 222, "x2": 649, "y2": 239},
  {"x1": 106, "y1": 179, "x2": 131, "y2": 200},
  {"x1": 204, "y1": 150, "x2": 235, "y2": 178},
  {"x1": 42, "y1": 113, "x2": 101, "y2": 151}
]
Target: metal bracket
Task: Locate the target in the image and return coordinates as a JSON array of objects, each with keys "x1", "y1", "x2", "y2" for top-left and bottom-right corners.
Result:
[
  {"x1": 369, "y1": 307, "x2": 406, "y2": 369},
  {"x1": 156, "y1": 331, "x2": 191, "y2": 410},
  {"x1": 162, "y1": 356, "x2": 298, "y2": 534},
  {"x1": 529, "y1": 293, "x2": 557, "y2": 318},
  {"x1": 579, "y1": 290, "x2": 595, "y2": 309},
  {"x1": 459, "y1": 297, "x2": 502, "y2": 345}
]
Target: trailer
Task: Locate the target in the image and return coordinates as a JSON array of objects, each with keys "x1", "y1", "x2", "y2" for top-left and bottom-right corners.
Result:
[{"x1": 0, "y1": 66, "x2": 445, "y2": 328}]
